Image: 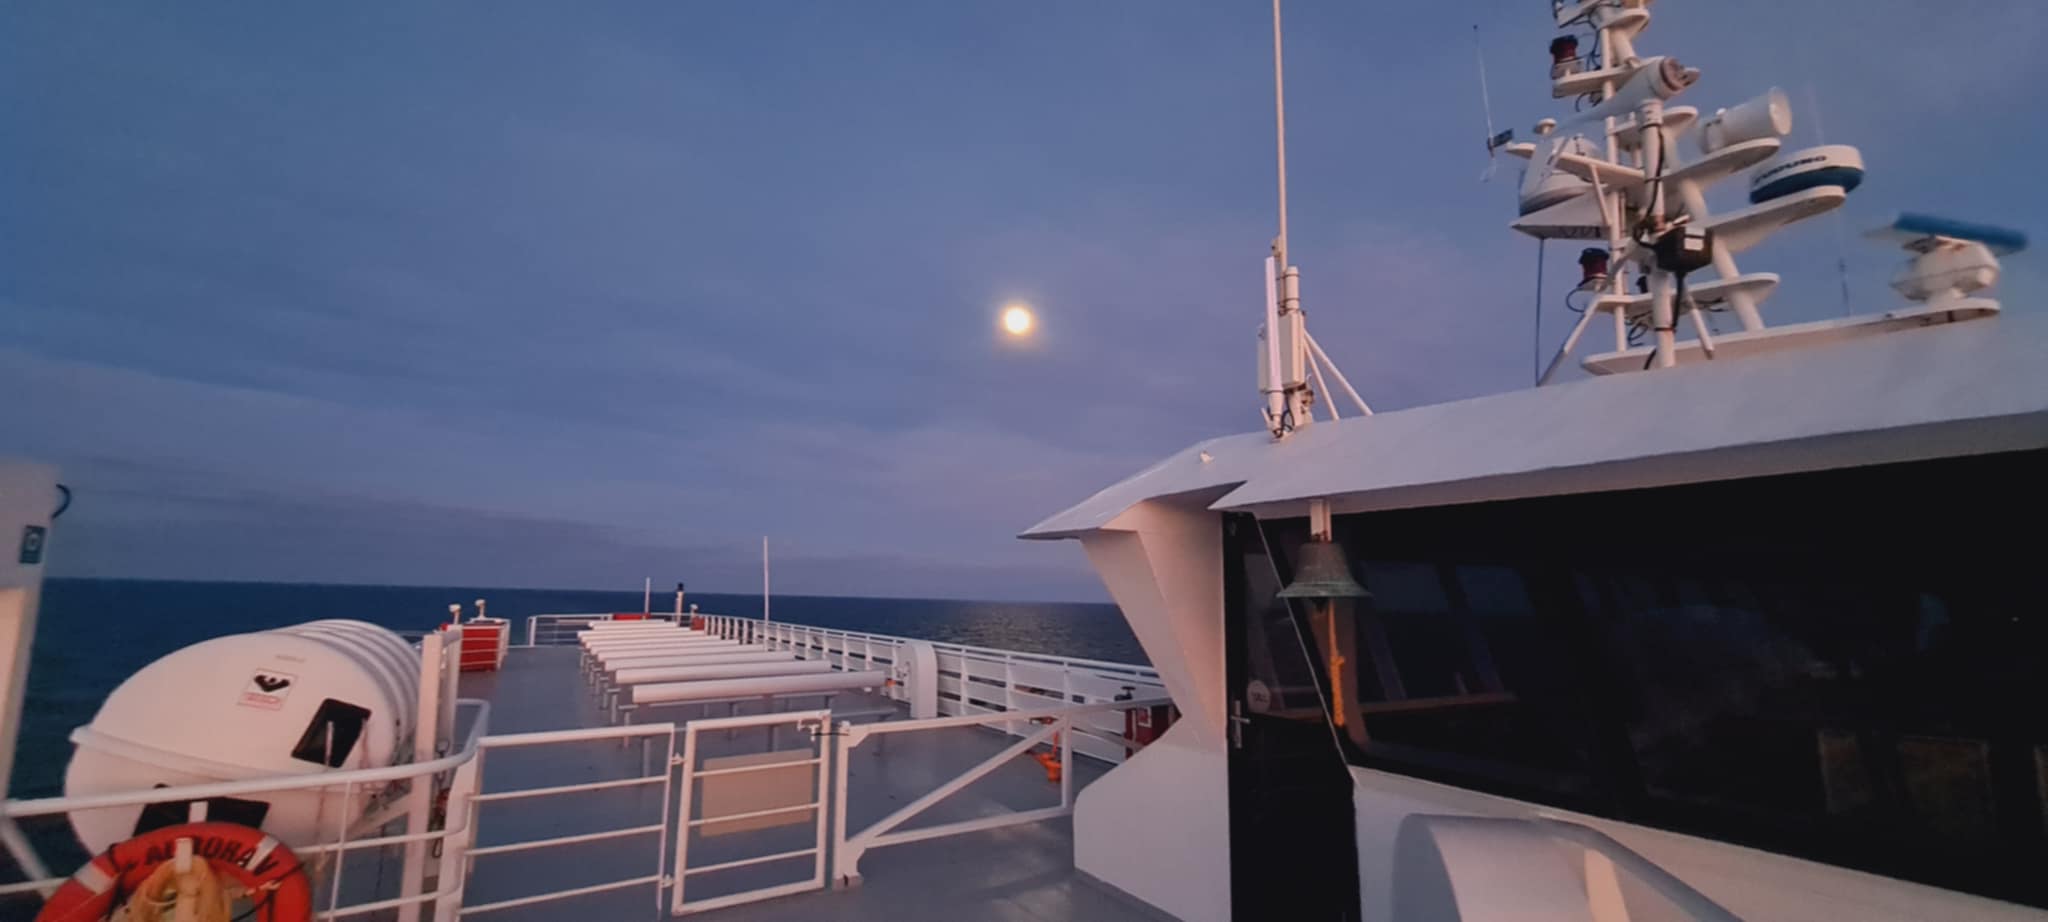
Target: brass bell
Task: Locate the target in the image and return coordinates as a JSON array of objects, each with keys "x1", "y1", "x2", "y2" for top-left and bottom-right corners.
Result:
[{"x1": 1277, "y1": 540, "x2": 1370, "y2": 599}]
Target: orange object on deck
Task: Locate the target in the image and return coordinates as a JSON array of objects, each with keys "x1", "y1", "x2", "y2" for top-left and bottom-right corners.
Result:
[
  {"x1": 457, "y1": 618, "x2": 508, "y2": 672},
  {"x1": 1025, "y1": 718, "x2": 1063, "y2": 783}
]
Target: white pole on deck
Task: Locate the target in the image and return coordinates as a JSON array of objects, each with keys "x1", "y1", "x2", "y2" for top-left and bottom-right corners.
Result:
[
  {"x1": 642, "y1": 577, "x2": 651, "y2": 615},
  {"x1": 762, "y1": 536, "x2": 772, "y2": 624},
  {"x1": 1271, "y1": 0, "x2": 1289, "y2": 264}
]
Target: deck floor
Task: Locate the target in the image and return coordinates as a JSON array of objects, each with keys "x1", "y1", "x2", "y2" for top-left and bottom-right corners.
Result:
[{"x1": 452, "y1": 646, "x2": 1167, "y2": 922}]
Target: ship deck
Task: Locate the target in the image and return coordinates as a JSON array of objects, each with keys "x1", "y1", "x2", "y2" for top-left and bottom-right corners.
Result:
[{"x1": 454, "y1": 645, "x2": 1167, "y2": 921}]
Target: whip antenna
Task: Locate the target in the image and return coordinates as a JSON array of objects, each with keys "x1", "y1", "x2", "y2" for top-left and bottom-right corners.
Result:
[{"x1": 1475, "y1": 24, "x2": 1509, "y2": 181}]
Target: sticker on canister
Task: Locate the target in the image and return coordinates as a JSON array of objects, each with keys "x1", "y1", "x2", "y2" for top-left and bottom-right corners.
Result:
[{"x1": 239, "y1": 670, "x2": 297, "y2": 710}]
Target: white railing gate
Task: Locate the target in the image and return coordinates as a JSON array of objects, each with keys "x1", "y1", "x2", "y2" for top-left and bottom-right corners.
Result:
[{"x1": 670, "y1": 709, "x2": 834, "y2": 915}]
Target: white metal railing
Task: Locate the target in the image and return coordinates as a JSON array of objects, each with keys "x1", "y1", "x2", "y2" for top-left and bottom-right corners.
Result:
[
  {"x1": 0, "y1": 699, "x2": 493, "y2": 919},
  {"x1": 671, "y1": 710, "x2": 833, "y2": 915},
  {"x1": 828, "y1": 696, "x2": 1170, "y2": 885},
  {"x1": 525, "y1": 612, "x2": 688, "y2": 647},
  {"x1": 700, "y1": 614, "x2": 1167, "y2": 765},
  {"x1": 1, "y1": 615, "x2": 1177, "y2": 919},
  {"x1": 0, "y1": 714, "x2": 704, "y2": 921},
  {"x1": 456, "y1": 722, "x2": 680, "y2": 918}
]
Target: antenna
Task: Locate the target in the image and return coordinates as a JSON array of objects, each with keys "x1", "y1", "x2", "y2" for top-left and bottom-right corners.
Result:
[
  {"x1": 1807, "y1": 82, "x2": 1853, "y2": 316},
  {"x1": 1475, "y1": 25, "x2": 1509, "y2": 181},
  {"x1": 1255, "y1": 0, "x2": 1371, "y2": 436},
  {"x1": 1271, "y1": 0, "x2": 1290, "y2": 262}
]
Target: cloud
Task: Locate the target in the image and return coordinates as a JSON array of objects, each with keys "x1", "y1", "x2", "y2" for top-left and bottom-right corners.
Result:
[
  {"x1": 3, "y1": 0, "x2": 2043, "y2": 604},
  {"x1": 0, "y1": 347, "x2": 1124, "y2": 600}
]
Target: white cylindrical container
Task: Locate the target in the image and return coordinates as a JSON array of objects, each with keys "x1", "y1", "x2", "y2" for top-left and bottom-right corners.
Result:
[
  {"x1": 64, "y1": 622, "x2": 418, "y2": 854},
  {"x1": 276, "y1": 621, "x2": 419, "y2": 724}
]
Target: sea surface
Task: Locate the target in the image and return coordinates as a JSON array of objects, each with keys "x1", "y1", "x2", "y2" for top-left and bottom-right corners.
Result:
[{"x1": 12, "y1": 578, "x2": 1138, "y2": 799}]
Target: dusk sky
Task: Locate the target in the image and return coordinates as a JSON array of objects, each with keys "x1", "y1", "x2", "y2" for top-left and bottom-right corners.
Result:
[{"x1": 5, "y1": 1, "x2": 2043, "y2": 601}]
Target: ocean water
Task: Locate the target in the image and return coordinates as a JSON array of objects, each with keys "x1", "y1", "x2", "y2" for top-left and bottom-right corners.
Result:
[{"x1": 12, "y1": 579, "x2": 1138, "y2": 799}]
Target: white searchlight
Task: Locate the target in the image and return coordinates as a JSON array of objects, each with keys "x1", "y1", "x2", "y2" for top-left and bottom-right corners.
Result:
[
  {"x1": 1699, "y1": 87, "x2": 1793, "y2": 154},
  {"x1": 1568, "y1": 56, "x2": 1700, "y2": 126}
]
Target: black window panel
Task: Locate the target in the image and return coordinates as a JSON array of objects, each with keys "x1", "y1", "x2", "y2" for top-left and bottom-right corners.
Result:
[
  {"x1": 133, "y1": 793, "x2": 270, "y2": 836},
  {"x1": 291, "y1": 699, "x2": 372, "y2": 768},
  {"x1": 1293, "y1": 447, "x2": 2048, "y2": 907}
]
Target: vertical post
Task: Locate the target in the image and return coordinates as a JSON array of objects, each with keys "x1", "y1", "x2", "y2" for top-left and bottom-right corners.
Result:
[
  {"x1": 762, "y1": 536, "x2": 772, "y2": 624},
  {"x1": 1651, "y1": 271, "x2": 1679, "y2": 368},
  {"x1": 830, "y1": 721, "x2": 855, "y2": 887},
  {"x1": 1533, "y1": 238, "x2": 1547, "y2": 385},
  {"x1": 653, "y1": 728, "x2": 679, "y2": 916},
  {"x1": 441, "y1": 634, "x2": 459, "y2": 755},
  {"x1": 1003, "y1": 655, "x2": 1017, "y2": 720},
  {"x1": 811, "y1": 716, "x2": 832, "y2": 890},
  {"x1": 1060, "y1": 716, "x2": 1073, "y2": 808},
  {"x1": 397, "y1": 631, "x2": 447, "y2": 922},
  {"x1": 431, "y1": 753, "x2": 484, "y2": 919},
  {"x1": 1263, "y1": 257, "x2": 1286, "y2": 433},
  {"x1": 1271, "y1": 0, "x2": 1289, "y2": 263},
  {"x1": 671, "y1": 725, "x2": 700, "y2": 913},
  {"x1": 0, "y1": 517, "x2": 47, "y2": 802},
  {"x1": 643, "y1": 577, "x2": 652, "y2": 615}
]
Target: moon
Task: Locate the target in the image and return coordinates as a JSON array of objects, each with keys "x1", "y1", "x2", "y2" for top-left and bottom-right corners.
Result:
[{"x1": 1001, "y1": 304, "x2": 1035, "y2": 337}]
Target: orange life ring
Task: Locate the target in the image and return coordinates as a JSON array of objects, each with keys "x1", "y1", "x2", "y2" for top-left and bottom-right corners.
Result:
[{"x1": 37, "y1": 822, "x2": 312, "y2": 922}]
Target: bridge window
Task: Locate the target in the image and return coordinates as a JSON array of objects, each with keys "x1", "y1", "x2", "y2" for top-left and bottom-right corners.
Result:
[{"x1": 1266, "y1": 447, "x2": 2048, "y2": 907}]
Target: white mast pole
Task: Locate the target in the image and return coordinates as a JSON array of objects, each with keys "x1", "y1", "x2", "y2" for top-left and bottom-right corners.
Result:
[
  {"x1": 1271, "y1": 0, "x2": 1290, "y2": 264},
  {"x1": 1262, "y1": 0, "x2": 1293, "y2": 438},
  {"x1": 762, "y1": 536, "x2": 771, "y2": 624}
]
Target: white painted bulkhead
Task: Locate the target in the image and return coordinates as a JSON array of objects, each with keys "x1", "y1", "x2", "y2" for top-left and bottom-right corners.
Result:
[{"x1": 1071, "y1": 498, "x2": 1231, "y2": 922}]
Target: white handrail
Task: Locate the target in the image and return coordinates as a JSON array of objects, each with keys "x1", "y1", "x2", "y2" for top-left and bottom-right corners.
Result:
[
  {"x1": 523, "y1": 612, "x2": 686, "y2": 647},
  {"x1": 828, "y1": 696, "x2": 1170, "y2": 886},
  {"x1": 710, "y1": 614, "x2": 1158, "y2": 677},
  {"x1": 0, "y1": 699, "x2": 493, "y2": 918},
  {"x1": 697, "y1": 614, "x2": 1168, "y2": 765},
  {"x1": 4, "y1": 699, "x2": 491, "y2": 817}
]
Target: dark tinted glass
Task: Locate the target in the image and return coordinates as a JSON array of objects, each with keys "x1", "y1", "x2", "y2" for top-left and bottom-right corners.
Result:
[{"x1": 1296, "y1": 447, "x2": 2048, "y2": 906}]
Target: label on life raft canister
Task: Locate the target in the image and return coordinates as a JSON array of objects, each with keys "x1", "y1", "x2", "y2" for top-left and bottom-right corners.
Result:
[{"x1": 238, "y1": 669, "x2": 298, "y2": 710}]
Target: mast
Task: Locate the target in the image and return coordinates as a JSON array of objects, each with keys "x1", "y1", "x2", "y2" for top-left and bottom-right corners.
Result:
[
  {"x1": 1271, "y1": 0, "x2": 1290, "y2": 266},
  {"x1": 1259, "y1": 0, "x2": 1369, "y2": 440}
]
